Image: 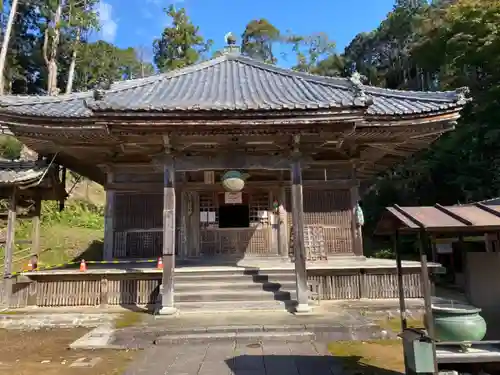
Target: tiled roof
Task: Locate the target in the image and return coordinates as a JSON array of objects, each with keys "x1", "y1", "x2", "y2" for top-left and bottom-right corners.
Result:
[
  {"x1": 0, "y1": 54, "x2": 467, "y2": 119},
  {"x1": 375, "y1": 203, "x2": 500, "y2": 235},
  {"x1": 0, "y1": 159, "x2": 48, "y2": 186}
]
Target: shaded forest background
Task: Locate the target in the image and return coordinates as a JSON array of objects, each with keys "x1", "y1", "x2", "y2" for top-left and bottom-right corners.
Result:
[{"x1": 0, "y1": 0, "x2": 499, "y2": 257}]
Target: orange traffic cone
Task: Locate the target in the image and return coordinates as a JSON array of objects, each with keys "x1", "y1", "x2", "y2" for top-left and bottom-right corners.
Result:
[
  {"x1": 157, "y1": 257, "x2": 163, "y2": 270},
  {"x1": 27, "y1": 261, "x2": 33, "y2": 271},
  {"x1": 79, "y1": 259, "x2": 87, "y2": 272}
]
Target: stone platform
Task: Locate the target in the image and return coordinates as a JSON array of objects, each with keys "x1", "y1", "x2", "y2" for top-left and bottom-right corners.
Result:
[{"x1": 74, "y1": 300, "x2": 424, "y2": 350}]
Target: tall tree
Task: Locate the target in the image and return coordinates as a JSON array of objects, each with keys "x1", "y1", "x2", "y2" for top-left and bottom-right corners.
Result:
[
  {"x1": 241, "y1": 19, "x2": 280, "y2": 63},
  {"x1": 0, "y1": 0, "x2": 20, "y2": 94},
  {"x1": 153, "y1": 5, "x2": 212, "y2": 72},
  {"x1": 287, "y1": 32, "x2": 337, "y2": 73},
  {"x1": 357, "y1": 0, "x2": 500, "y2": 245},
  {"x1": 64, "y1": 0, "x2": 100, "y2": 93},
  {"x1": 42, "y1": 0, "x2": 66, "y2": 95}
]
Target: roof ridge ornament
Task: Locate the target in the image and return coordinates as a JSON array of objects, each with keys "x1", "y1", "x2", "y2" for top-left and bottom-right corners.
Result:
[
  {"x1": 455, "y1": 86, "x2": 471, "y2": 105},
  {"x1": 223, "y1": 32, "x2": 241, "y2": 55},
  {"x1": 92, "y1": 80, "x2": 112, "y2": 101},
  {"x1": 349, "y1": 71, "x2": 373, "y2": 106}
]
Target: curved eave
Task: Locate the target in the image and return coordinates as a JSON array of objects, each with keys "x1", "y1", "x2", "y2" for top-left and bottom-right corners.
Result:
[{"x1": 357, "y1": 132, "x2": 448, "y2": 180}]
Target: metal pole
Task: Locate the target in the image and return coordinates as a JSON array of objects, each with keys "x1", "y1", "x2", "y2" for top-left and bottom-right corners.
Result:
[
  {"x1": 394, "y1": 230, "x2": 407, "y2": 330},
  {"x1": 419, "y1": 230, "x2": 438, "y2": 374}
]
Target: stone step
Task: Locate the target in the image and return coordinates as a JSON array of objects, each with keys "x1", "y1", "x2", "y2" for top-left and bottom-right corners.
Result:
[
  {"x1": 154, "y1": 330, "x2": 315, "y2": 345},
  {"x1": 174, "y1": 289, "x2": 295, "y2": 303},
  {"x1": 175, "y1": 280, "x2": 296, "y2": 293},
  {"x1": 175, "y1": 271, "x2": 296, "y2": 283},
  {"x1": 173, "y1": 300, "x2": 294, "y2": 313}
]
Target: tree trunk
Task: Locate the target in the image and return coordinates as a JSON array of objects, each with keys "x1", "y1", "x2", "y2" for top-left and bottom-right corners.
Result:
[
  {"x1": 45, "y1": 0, "x2": 64, "y2": 95},
  {"x1": 0, "y1": 0, "x2": 19, "y2": 95},
  {"x1": 65, "y1": 28, "x2": 80, "y2": 94}
]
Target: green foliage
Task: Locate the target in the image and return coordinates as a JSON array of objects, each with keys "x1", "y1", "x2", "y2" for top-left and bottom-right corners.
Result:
[
  {"x1": 41, "y1": 200, "x2": 104, "y2": 230},
  {"x1": 241, "y1": 19, "x2": 280, "y2": 63},
  {"x1": 153, "y1": 6, "x2": 212, "y2": 72},
  {"x1": 62, "y1": 41, "x2": 155, "y2": 90},
  {"x1": 372, "y1": 248, "x2": 395, "y2": 259},
  {"x1": 0, "y1": 136, "x2": 22, "y2": 160},
  {"x1": 288, "y1": 33, "x2": 337, "y2": 73}
]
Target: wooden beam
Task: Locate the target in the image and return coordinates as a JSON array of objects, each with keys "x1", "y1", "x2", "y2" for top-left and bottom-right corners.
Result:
[
  {"x1": 3, "y1": 188, "x2": 16, "y2": 307},
  {"x1": 152, "y1": 153, "x2": 314, "y2": 171},
  {"x1": 290, "y1": 151, "x2": 311, "y2": 313},
  {"x1": 31, "y1": 192, "x2": 42, "y2": 257},
  {"x1": 109, "y1": 159, "x2": 357, "y2": 173},
  {"x1": 434, "y1": 203, "x2": 473, "y2": 226},
  {"x1": 103, "y1": 172, "x2": 115, "y2": 261},
  {"x1": 158, "y1": 154, "x2": 177, "y2": 315},
  {"x1": 107, "y1": 179, "x2": 357, "y2": 192},
  {"x1": 366, "y1": 144, "x2": 409, "y2": 157},
  {"x1": 4, "y1": 189, "x2": 16, "y2": 277}
]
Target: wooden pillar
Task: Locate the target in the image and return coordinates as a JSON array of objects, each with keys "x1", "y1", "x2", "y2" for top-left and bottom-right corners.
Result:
[
  {"x1": 31, "y1": 192, "x2": 42, "y2": 257},
  {"x1": 419, "y1": 230, "x2": 438, "y2": 374},
  {"x1": 180, "y1": 190, "x2": 189, "y2": 260},
  {"x1": 278, "y1": 186, "x2": 288, "y2": 258},
  {"x1": 393, "y1": 230, "x2": 407, "y2": 331},
  {"x1": 3, "y1": 188, "x2": 16, "y2": 307},
  {"x1": 190, "y1": 191, "x2": 200, "y2": 257},
  {"x1": 270, "y1": 190, "x2": 279, "y2": 256},
  {"x1": 158, "y1": 157, "x2": 177, "y2": 315},
  {"x1": 291, "y1": 159, "x2": 311, "y2": 313},
  {"x1": 103, "y1": 172, "x2": 115, "y2": 261}
]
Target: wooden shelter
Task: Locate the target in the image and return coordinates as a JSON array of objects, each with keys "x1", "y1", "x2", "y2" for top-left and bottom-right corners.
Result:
[
  {"x1": 0, "y1": 43, "x2": 468, "y2": 313},
  {"x1": 376, "y1": 203, "x2": 500, "y2": 317},
  {"x1": 0, "y1": 158, "x2": 65, "y2": 305}
]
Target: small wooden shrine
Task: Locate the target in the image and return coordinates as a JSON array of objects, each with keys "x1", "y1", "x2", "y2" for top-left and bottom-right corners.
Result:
[
  {"x1": 0, "y1": 157, "x2": 65, "y2": 305},
  {"x1": 0, "y1": 41, "x2": 468, "y2": 313}
]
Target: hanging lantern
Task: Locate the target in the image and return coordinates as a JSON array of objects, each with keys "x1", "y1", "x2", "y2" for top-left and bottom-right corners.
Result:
[
  {"x1": 355, "y1": 203, "x2": 364, "y2": 227},
  {"x1": 221, "y1": 170, "x2": 247, "y2": 192}
]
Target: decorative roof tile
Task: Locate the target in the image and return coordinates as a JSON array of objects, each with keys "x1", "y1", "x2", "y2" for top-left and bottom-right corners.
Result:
[{"x1": 0, "y1": 54, "x2": 466, "y2": 118}]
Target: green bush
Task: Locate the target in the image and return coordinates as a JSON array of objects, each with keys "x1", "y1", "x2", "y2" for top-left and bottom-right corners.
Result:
[
  {"x1": 0, "y1": 135, "x2": 22, "y2": 160},
  {"x1": 41, "y1": 200, "x2": 104, "y2": 229},
  {"x1": 372, "y1": 248, "x2": 395, "y2": 259}
]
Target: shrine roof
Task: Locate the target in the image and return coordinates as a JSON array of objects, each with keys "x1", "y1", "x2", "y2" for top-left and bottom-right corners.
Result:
[
  {"x1": 375, "y1": 203, "x2": 500, "y2": 235},
  {"x1": 0, "y1": 54, "x2": 468, "y2": 119},
  {"x1": 0, "y1": 159, "x2": 49, "y2": 187}
]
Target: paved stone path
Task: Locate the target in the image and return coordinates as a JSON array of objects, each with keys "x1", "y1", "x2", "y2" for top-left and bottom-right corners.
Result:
[{"x1": 123, "y1": 341, "x2": 343, "y2": 375}]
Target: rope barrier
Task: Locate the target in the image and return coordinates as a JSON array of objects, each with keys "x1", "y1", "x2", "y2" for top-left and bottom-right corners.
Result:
[{"x1": 7, "y1": 258, "x2": 160, "y2": 277}]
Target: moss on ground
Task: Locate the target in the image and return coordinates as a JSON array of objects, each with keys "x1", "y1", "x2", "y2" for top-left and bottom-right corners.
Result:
[
  {"x1": 114, "y1": 311, "x2": 147, "y2": 329},
  {"x1": 328, "y1": 340, "x2": 404, "y2": 374}
]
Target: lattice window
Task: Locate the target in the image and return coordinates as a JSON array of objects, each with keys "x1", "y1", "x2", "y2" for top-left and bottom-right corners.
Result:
[
  {"x1": 199, "y1": 192, "x2": 218, "y2": 228},
  {"x1": 249, "y1": 192, "x2": 269, "y2": 227}
]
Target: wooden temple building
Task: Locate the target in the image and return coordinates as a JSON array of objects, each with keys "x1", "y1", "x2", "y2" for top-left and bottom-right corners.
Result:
[{"x1": 0, "y1": 43, "x2": 468, "y2": 313}]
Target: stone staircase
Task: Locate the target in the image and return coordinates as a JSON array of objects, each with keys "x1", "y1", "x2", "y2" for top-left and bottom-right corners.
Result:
[{"x1": 173, "y1": 269, "x2": 298, "y2": 313}]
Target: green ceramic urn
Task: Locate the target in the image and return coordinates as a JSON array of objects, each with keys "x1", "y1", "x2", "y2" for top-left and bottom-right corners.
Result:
[{"x1": 430, "y1": 303, "x2": 487, "y2": 342}]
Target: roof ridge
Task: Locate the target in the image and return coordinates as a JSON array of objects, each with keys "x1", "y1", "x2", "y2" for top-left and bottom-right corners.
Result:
[
  {"x1": 363, "y1": 85, "x2": 460, "y2": 103},
  {"x1": 103, "y1": 55, "x2": 231, "y2": 95},
  {"x1": 226, "y1": 55, "x2": 463, "y2": 103},
  {"x1": 0, "y1": 91, "x2": 92, "y2": 107},
  {"x1": 226, "y1": 54, "x2": 354, "y2": 89}
]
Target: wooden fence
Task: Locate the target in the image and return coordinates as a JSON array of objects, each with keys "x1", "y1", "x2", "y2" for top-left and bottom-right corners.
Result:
[{"x1": 0, "y1": 268, "x2": 423, "y2": 309}]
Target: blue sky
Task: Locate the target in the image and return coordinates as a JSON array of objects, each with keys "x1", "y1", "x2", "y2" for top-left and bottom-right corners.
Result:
[{"x1": 96, "y1": 0, "x2": 395, "y2": 66}]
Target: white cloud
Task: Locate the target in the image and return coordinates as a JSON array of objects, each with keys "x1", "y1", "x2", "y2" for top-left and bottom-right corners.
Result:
[{"x1": 98, "y1": 1, "x2": 118, "y2": 42}]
